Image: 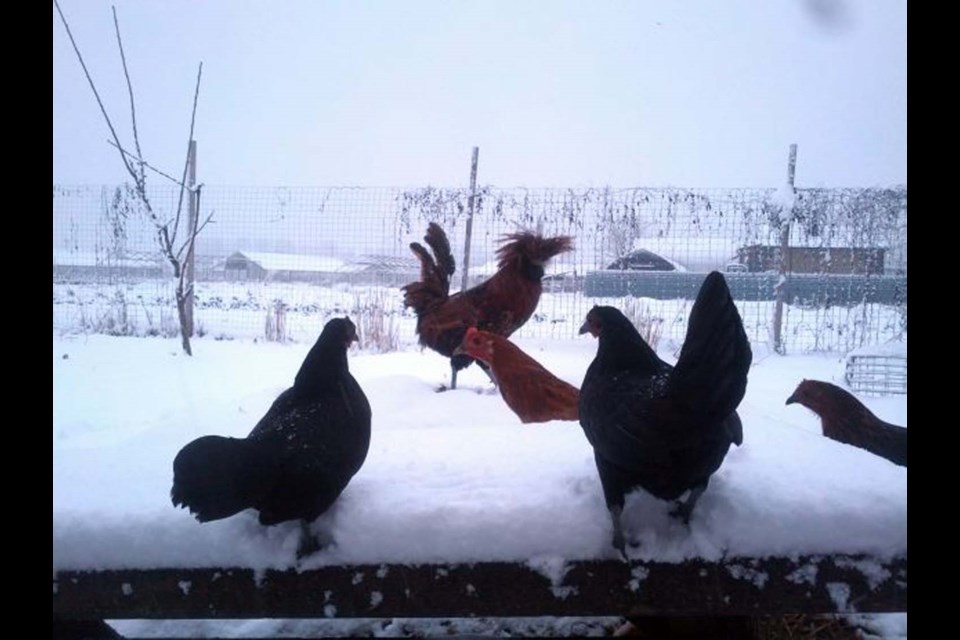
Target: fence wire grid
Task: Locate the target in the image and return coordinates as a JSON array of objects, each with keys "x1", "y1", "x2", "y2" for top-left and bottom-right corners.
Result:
[{"x1": 52, "y1": 183, "x2": 907, "y2": 355}]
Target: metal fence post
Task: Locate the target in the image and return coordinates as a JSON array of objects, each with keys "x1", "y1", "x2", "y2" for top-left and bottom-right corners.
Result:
[
  {"x1": 773, "y1": 144, "x2": 797, "y2": 354},
  {"x1": 460, "y1": 147, "x2": 479, "y2": 292}
]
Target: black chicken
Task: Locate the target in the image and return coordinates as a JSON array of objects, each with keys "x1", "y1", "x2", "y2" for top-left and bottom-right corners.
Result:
[
  {"x1": 578, "y1": 272, "x2": 751, "y2": 557},
  {"x1": 171, "y1": 317, "x2": 372, "y2": 557}
]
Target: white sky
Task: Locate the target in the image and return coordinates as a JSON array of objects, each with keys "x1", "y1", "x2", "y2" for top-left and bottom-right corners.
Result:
[{"x1": 52, "y1": 0, "x2": 906, "y2": 189}]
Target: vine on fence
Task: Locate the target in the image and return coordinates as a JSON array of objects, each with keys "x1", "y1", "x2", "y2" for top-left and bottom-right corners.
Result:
[{"x1": 55, "y1": 183, "x2": 907, "y2": 353}]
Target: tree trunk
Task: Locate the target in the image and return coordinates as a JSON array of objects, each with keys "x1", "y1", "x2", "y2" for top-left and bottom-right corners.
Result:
[{"x1": 175, "y1": 282, "x2": 193, "y2": 356}]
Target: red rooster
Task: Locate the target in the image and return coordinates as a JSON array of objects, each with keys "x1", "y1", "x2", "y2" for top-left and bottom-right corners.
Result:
[
  {"x1": 786, "y1": 379, "x2": 907, "y2": 467},
  {"x1": 454, "y1": 327, "x2": 579, "y2": 423},
  {"x1": 402, "y1": 223, "x2": 574, "y2": 390}
]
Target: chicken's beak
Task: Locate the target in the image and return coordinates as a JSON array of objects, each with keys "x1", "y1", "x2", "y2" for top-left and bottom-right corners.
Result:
[
  {"x1": 578, "y1": 321, "x2": 590, "y2": 335},
  {"x1": 785, "y1": 393, "x2": 798, "y2": 405},
  {"x1": 452, "y1": 344, "x2": 465, "y2": 357}
]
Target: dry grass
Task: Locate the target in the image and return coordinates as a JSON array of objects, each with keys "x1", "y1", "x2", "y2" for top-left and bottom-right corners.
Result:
[
  {"x1": 622, "y1": 299, "x2": 665, "y2": 351},
  {"x1": 613, "y1": 615, "x2": 862, "y2": 639},
  {"x1": 755, "y1": 615, "x2": 862, "y2": 640},
  {"x1": 353, "y1": 291, "x2": 400, "y2": 352},
  {"x1": 264, "y1": 300, "x2": 288, "y2": 342}
]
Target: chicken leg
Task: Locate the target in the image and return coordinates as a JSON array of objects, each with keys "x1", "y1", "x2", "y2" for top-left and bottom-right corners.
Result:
[{"x1": 669, "y1": 480, "x2": 708, "y2": 525}]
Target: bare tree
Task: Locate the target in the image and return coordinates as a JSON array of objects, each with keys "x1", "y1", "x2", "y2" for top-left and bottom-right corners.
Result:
[{"x1": 55, "y1": 1, "x2": 210, "y2": 355}]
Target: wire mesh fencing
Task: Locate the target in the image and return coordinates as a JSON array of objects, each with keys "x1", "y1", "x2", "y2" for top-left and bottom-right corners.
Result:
[{"x1": 53, "y1": 183, "x2": 906, "y2": 355}]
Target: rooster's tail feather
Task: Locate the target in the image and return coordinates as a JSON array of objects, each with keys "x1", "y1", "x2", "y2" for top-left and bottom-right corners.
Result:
[{"x1": 403, "y1": 223, "x2": 454, "y2": 315}]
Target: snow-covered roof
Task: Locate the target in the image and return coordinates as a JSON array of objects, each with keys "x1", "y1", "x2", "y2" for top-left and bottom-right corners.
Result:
[
  {"x1": 230, "y1": 251, "x2": 346, "y2": 273},
  {"x1": 337, "y1": 255, "x2": 420, "y2": 274},
  {"x1": 632, "y1": 237, "x2": 740, "y2": 269}
]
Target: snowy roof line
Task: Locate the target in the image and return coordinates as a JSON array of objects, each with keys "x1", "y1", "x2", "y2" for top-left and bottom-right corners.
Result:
[
  {"x1": 232, "y1": 251, "x2": 421, "y2": 274},
  {"x1": 231, "y1": 251, "x2": 347, "y2": 273}
]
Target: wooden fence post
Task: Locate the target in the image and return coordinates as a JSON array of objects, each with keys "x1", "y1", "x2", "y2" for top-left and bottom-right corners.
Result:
[
  {"x1": 460, "y1": 147, "x2": 479, "y2": 292},
  {"x1": 184, "y1": 139, "x2": 197, "y2": 336},
  {"x1": 773, "y1": 144, "x2": 797, "y2": 354}
]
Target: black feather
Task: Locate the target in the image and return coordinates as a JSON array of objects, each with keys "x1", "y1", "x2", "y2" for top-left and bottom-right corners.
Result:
[
  {"x1": 579, "y1": 272, "x2": 751, "y2": 532},
  {"x1": 170, "y1": 317, "x2": 372, "y2": 531}
]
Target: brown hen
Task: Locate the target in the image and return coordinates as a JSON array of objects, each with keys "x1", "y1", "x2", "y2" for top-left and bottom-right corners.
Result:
[
  {"x1": 786, "y1": 379, "x2": 907, "y2": 467},
  {"x1": 455, "y1": 327, "x2": 579, "y2": 423}
]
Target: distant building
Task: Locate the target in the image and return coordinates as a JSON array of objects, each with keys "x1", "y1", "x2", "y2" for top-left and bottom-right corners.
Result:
[
  {"x1": 53, "y1": 251, "x2": 166, "y2": 282},
  {"x1": 223, "y1": 251, "x2": 346, "y2": 283},
  {"x1": 336, "y1": 254, "x2": 420, "y2": 286},
  {"x1": 734, "y1": 245, "x2": 885, "y2": 275},
  {"x1": 222, "y1": 251, "x2": 420, "y2": 285}
]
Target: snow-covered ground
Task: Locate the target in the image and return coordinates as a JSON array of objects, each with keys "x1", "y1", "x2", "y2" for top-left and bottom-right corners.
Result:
[
  {"x1": 53, "y1": 330, "x2": 907, "y2": 636},
  {"x1": 52, "y1": 279, "x2": 906, "y2": 354}
]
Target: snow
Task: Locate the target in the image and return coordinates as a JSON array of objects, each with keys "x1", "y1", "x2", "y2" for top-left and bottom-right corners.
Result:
[
  {"x1": 827, "y1": 582, "x2": 853, "y2": 613},
  {"x1": 53, "y1": 333, "x2": 906, "y2": 570},
  {"x1": 527, "y1": 556, "x2": 577, "y2": 600},
  {"x1": 726, "y1": 563, "x2": 769, "y2": 589},
  {"x1": 772, "y1": 182, "x2": 798, "y2": 224},
  {"x1": 848, "y1": 341, "x2": 908, "y2": 358},
  {"x1": 233, "y1": 251, "x2": 346, "y2": 273},
  {"x1": 54, "y1": 332, "x2": 906, "y2": 635}
]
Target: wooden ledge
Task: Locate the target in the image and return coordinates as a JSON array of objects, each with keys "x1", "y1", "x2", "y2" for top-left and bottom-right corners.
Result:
[{"x1": 54, "y1": 554, "x2": 906, "y2": 619}]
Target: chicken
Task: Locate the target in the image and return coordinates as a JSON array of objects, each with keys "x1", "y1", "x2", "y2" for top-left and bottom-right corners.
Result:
[
  {"x1": 786, "y1": 379, "x2": 907, "y2": 467},
  {"x1": 170, "y1": 317, "x2": 371, "y2": 557},
  {"x1": 402, "y1": 223, "x2": 574, "y2": 390},
  {"x1": 453, "y1": 327, "x2": 579, "y2": 423},
  {"x1": 578, "y1": 271, "x2": 751, "y2": 557}
]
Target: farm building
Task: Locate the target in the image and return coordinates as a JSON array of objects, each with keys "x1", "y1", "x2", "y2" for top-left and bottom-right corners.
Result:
[
  {"x1": 734, "y1": 245, "x2": 885, "y2": 275},
  {"x1": 629, "y1": 237, "x2": 737, "y2": 273},
  {"x1": 223, "y1": 251, "x2": 346, "y2": 283},
  {"x1": 222, "y1": 251, "x2": 420, "y2": 285},
  {"x1": 53, "y1": 250, "x2": 166, "y2": 283},
  {"x1": 336, "y1": 254, "x2": 420, "y2": 286}
]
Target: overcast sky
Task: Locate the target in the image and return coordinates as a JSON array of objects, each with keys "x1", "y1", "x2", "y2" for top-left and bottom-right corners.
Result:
[{"x1": 52, "y1": 0, "x2": 906, "y2": 189}]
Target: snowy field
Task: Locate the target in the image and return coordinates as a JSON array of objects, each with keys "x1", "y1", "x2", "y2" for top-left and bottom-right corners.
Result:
[
  {"x1": 52, "y1": 279, "x2": 907, "y2": 354},
  {"x1": 53, "y1": 327, "x2": 906, "y2": 636}
]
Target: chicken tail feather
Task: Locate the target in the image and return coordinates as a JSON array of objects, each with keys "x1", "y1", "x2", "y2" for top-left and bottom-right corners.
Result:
[
  {"x1": 171, "y1": 435, "x2": 279, "y2": 523},
  {"x1": 671, "y1": 271, "x2": 752, "y2": 422},
  {"x1": 403, "y1": 223, "x2": 454, "y2": 315},
  {"x1": 424, "y1": 221, "x2": 456, "y2": 280}
]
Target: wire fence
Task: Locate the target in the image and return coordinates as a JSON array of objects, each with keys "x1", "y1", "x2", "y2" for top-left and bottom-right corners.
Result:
[{"x1": 52, "y1": 183, "x2": 907, "y2": 355}]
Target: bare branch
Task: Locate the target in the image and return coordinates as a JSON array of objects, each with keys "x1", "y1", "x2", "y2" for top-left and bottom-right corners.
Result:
[
  {"x1": 107, "y1": 140, "x2": 189, "y2": 188},
  {"x1": 175, "y1": 209, "x2": 215, "y2": 264},
  {"x1": 171, "y1": 63, "x2": 204, "y2": 249},
  {"x1": 112, "y1": 6, "x2": 145, "y2": 187},
  {"x1": 55, "y1": 0, "x2": 162, "y2": 241},
  {"x1": 194, "y1": 210, "x2": 215, "y2": 237},
  {"x1": 54, "y1": 0, "x2": 137, "y2": 181}
]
